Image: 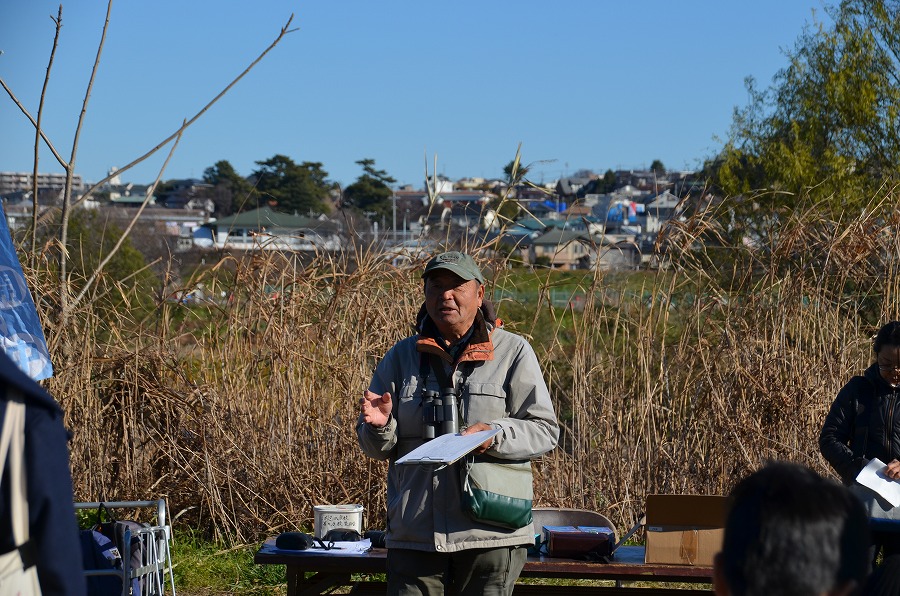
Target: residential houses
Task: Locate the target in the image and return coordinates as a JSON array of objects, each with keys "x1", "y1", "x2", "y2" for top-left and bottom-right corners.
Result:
[
  {"x1": 203, "y1": 207, "x2": 342, "y2": 251},
  {"x1": 531, "y1": 228, "x2": 592, "y2": 270},
  {"x1": 643, "y1": 190, "x2": 682, "y2": 235},
  {"x1": 0, "y1": 167, "x2": 693, "y2": 271}
]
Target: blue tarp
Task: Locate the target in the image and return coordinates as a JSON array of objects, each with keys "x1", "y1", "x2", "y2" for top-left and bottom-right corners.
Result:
[
  {"x1": 606, "y1": 202, "x2": 638, "y2": 224},
  {"x1": 541, "y1": 200, "x2": 567, "y2": 212},
  {"x1": 0, "y1": 203, "x2": 52, "y2": 380}
]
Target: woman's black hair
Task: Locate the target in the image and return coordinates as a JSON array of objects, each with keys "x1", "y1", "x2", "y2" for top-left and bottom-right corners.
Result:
[{"x1": 873, "y1": 321, "x2": 900, "y2": 354}]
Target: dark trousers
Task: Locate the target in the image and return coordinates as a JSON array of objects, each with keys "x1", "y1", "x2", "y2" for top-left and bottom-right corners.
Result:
[
  {"x1": 386, "y1": 545, "x2": 527, "y2": 596},
  {"x1": 870, "y1": 529, "x2": 900, "y2": 569}
]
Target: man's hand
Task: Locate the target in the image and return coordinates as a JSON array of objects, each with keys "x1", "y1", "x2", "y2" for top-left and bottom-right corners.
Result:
[
  {"x1": 884, "y1": 459, "x2": 900, "y2": 480},
  {"x1": 360, "y1": 390, "x2": 392, "y2": 428},
  {"x1": 462, "y1": 422, "x2": 495, "y2": 454}
]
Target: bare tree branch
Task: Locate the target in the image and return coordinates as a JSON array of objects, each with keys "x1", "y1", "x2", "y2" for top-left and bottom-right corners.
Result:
[
  {"x1": 58, "y1": 0, "x2": 113, "y2": 325},
  {"x1": 68, "y1": 13, "x2": 298, "y2": 211},
  {"x1": 4, "y1": 6, "x2": 297, "y2": 325},
  {"x1": 0, "y1": 84, "x2": 67, "y2": 170},
  {"x1": 31, "y1": 5, "x2": 63, "y2": 271},
  {"x1": 70, "y1": 123, "x2": 185, "y2": 311}
]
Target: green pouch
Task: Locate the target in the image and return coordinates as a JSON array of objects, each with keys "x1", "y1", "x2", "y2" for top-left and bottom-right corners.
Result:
[{"x1": 461, "y1": 455, "x2": 533, "y2": 529}]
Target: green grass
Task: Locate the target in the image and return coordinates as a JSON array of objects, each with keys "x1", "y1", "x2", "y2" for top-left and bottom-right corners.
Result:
[
  {"x1": 170, "y1": 530, "x2": 286, "y2": 595},
  {"x1": 170, "y1": 530, "x2": 392, "y2": 595}
]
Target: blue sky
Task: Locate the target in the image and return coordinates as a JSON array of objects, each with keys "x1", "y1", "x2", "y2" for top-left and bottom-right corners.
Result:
[{"x1": 0, "y1": 1, "x2": 830, "y2": 190}]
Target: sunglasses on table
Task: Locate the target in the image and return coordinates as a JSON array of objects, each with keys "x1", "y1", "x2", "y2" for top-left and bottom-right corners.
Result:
[{"x1": 275, "y1": 529, "x2": 361, "y2": 551}]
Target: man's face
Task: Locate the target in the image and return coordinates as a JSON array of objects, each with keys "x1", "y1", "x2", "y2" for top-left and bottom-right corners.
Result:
[{"x1": 424, "y1": 270, "x2": 484, "y2": 342}]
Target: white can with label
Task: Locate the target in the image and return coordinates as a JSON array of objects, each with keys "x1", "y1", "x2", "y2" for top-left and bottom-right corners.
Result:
[{"x1": 313, "y1": 504, "x2": 364, "y2": 538}]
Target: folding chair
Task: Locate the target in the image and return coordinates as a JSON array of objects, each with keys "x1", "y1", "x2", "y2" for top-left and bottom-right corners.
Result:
[{"x1": 75, "y1": 499, "x2": 176, "y2": 596}]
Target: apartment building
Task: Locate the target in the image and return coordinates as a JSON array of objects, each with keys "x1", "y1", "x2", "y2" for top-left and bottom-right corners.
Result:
[{"x1": 0, "y1": 171, "x2": 84, "y2": 195}]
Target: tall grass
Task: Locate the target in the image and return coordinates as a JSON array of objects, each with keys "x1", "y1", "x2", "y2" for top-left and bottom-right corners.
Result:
[{"x1": 34, "y1": 192, "x2": 900, "y2": 544}]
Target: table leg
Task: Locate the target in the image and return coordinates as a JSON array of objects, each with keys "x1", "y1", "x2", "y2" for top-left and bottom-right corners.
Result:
[{"x1": 286, "y1": 565, "x2": 353, "y2": 596}]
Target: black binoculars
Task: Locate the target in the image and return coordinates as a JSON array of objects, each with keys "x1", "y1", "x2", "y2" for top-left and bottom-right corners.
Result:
[{"x1": 422, "y1": 387, "x2": 459, "y2": 439}]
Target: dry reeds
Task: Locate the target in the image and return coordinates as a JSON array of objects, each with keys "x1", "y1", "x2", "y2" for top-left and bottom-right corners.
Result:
[{"x1": 33, "y1": 191, "x2": 900, "y2": 544}]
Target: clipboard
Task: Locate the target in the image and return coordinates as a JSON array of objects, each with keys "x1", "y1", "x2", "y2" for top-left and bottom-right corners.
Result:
[{"x1": 395, "y1": 429, "x2": 500, "y2": 466}]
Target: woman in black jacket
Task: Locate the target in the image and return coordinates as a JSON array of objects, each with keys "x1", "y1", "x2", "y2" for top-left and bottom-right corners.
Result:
[{"x1": 820, "y1": 320, "x2": 900, "y2": 561}]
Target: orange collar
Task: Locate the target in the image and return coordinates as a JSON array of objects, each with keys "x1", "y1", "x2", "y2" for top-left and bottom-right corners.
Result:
[{"x1": 416, "y1": 309, "x2": 496, "y2": 364}]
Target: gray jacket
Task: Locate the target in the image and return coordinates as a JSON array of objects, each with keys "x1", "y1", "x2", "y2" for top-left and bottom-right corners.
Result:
[{"x1": 357, "y1": 309, "x2": 559, "y2": 552}]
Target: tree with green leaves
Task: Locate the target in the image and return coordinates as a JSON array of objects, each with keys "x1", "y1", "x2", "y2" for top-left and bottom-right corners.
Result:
[
  {"x1": 708, "y1": 0, "x2": 900, "y2": 217},
  {"x1": 579, "y1": 169, "x2": 618, "y2": 196},
  {"x1": 203, "y1": 160, "x2": 253, "y2": 215},
  {"x1": 251, "y1": 155, "x2": 332, "y2": 215},
  {"x1": 601, "y1": 169, "x2": 617, "y2": 193},
  {"x1": 488, "y1": 194, "x2": 520, "y2": 222},
  {"x1": 341, "y1": 159, "x2": 396, "y2": 220},
  {"x1": 650, "y1": 159, "x2": 666, "y2": 175},
  {"x1": 503, "y1": 159, "x2": 531, "y2": 184},
  {"x1": 493, "y1": 155, "x2": 533, "y2": 220},
  {"x1": 45, "y1": 209, "x2": 158, "y2": 314}
]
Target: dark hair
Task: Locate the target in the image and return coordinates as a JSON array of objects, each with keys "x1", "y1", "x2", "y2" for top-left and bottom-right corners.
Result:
[
  {"x1": 873, "y1": 321, "x2": 900, "y2": 354},
  {"x1": 720, "y1": 461, "x2": 869, "y2": 596}
]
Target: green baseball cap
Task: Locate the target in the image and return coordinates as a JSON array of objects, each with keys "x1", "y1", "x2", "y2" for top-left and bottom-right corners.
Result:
[{"x1": 422, "y1": 251, "x2": 485, "y2": 284}]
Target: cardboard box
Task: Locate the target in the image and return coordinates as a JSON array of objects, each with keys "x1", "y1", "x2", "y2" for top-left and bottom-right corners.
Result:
[
  {"x1": 644, "y1": 494, "x2": 727, "y2": 566},
  {"x1": 543, "y1": 525, "x2": 615, "y2": 558}
]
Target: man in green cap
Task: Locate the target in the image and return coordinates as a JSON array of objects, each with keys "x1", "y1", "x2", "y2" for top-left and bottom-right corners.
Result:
[{"x1": 357, "y1": 251, "x2": 560, "y2": 595}]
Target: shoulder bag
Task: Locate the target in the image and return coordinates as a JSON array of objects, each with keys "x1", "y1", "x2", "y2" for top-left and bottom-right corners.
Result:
[
  {"x1": 0, "y1": 396, "x2": 42, "y2": 595},
  {"x1": 460, "y1": 454, "x2": 534, "y2": 529}
]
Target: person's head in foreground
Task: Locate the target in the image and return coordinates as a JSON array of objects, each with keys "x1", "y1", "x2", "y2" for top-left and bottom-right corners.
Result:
[{"x1": 714, "y1": 461, "x2": 870, "y2": 596}]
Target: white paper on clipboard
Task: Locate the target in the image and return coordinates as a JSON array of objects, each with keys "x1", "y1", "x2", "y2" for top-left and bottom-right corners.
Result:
[
  {"x1": 857, "y1": 458, "x2": 900, "y2": 508},
  {"x1": 396, "y1": 429, "x2": 500, "y2": 466}
]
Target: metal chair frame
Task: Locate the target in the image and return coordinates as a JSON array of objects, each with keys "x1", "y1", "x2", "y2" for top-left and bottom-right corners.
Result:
[{"x1": 75, "y1": 499, "x2": 176, "y2": 596}]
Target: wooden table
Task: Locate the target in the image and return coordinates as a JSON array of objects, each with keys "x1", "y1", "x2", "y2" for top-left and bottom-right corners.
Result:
[{"x1": 255, "y1": 540, "x2": 713, "y2": 595}]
